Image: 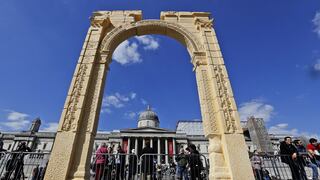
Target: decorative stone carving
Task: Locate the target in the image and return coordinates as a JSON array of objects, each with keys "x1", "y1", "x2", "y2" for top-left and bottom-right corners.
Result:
[
  {"x1": 213, "y1": 65, "x2": 237, "y2": 133},
  {"x1": 84, "y1": 64, "x2": 105, "y2": 133},
  {"x1": 195, "y1": 18, "x2": 213, "y2": 29},
  {"x1": 201, "y1": 69, "x2": 219, "y2": 135},
  {"x1": 90, "y1": 11, "x2": 111, "y2": 27},
  {"x1": 61, "y1": 63, "x2": 88, "y2": 131}
]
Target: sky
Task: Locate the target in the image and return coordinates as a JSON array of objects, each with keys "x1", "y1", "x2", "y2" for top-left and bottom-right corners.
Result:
[{"x1": 0, "y1": 0, "x2": 319, "y2": 138}]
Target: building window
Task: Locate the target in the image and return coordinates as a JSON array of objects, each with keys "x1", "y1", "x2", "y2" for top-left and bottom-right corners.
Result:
[
  {"x1": 8, "y1": 144, "x2": 12, "y2": 150},
  {"x1": 34, "y1": 143, "x2": 39, "y2": 150},
  {"x1": 43, "y1": 143, "x2": 47, "y2": 150}
]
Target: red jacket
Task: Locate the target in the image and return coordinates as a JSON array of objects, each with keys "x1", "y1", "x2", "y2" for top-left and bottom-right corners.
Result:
[{"x1": 95, "y1": 147, "x2": 108, "y2": 164}]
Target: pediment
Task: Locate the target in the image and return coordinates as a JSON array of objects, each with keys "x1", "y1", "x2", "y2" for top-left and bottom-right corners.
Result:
[{"x1": 121, "y1": 127, "x2": 174, "y2": 133}]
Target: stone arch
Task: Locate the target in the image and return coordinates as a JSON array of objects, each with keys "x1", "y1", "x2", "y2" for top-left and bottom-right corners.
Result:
[
  {"x1": 99, "y1": 20, "x2": 204, "y2": 64},
  {"x1": 45, "y1": 10, "x2": 255, "y2": 180}
]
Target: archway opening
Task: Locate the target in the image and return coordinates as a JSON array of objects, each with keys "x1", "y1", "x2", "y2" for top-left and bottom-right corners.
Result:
[{"x1": 96, "y1": 34, "x2": 207, "y2": 159}]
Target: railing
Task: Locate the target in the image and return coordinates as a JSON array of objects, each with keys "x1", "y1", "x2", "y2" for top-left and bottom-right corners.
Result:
[
  {"x1": 0, "y1": 152, "x2": 50, "y2": 180},
  {"x1": 252, "y1": 154, "x2": 320, "y2": 180},
  {"x1": 7, "y1": 151, "x2": 319, "y2": 180},
  {"x1": 90, "y1": 153, "x2": 209, "y2": 180}
]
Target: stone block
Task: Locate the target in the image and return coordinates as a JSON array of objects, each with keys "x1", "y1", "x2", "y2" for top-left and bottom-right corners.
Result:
[{"x1": 222, "y1": 134, "x2": 255, "y2": 180}]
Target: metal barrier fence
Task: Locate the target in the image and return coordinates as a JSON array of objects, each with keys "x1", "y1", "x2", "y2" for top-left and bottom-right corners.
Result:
[
  {"x1": 0, "y1": 152, "x2": 50, "y2": 180},
  {"x1": 3, "y1": 151, "x2": 318, "y2": 180},
  {"x1": 90, "y1": 153, "x2": 209, "y2": 180},
  {"x1": 253, "y1": 154, "x2": 320, "y2": 180}
]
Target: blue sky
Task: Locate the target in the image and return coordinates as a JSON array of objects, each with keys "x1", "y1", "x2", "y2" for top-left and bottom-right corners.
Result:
[{"x1": 0, "y1": 0, "x2": 319, "y2": 137}]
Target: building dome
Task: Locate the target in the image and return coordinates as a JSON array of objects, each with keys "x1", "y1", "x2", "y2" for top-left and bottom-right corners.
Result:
[{"x1": 138, "y1": 106, "x2": 159, "y2": 128}]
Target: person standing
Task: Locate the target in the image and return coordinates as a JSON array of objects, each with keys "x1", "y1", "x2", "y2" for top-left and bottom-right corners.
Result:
[
  {"x1": 294, "y1": 140, "x2": 317, "y2": 180},
  {"x1": 188, "y1": 144, "x2": 203, "y2": 180},
  {"x1": 307, "y1": 138, "x2": 320, "y2": 163},
  {"x1": 250, "y1": 150, "x2": 263, "y2": 180},
  {"x1": 3, "y1": 141, "x2": 31, "y2": 180},
  {"x1": 0, "y1": 140, "x2": 7, "y2": 160},
  {"x1": 128, "y1": 149, "x2": 137, "y2": 180},
  {"x1": 175, "y1": 148, "x2": 189, "y2": 180},
  {"x1": 115, "y1": 145, "x2": 126, "y2": 180},
  {"x1": 141, "y1": 141, "x2": 156, "y2": 180},
  {"x1": 280, "y1": 137, "x2": 305, "y2": 180},
  {"x1": 95, "y1": 143, "x2": 108, "y2": 180},
  {"x1": 31, "y1": 165, "x2": 40, "y2": 180}
]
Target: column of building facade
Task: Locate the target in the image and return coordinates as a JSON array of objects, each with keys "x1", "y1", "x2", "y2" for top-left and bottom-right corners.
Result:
[
  {"x1": 126, "y1": 137, "x2": 131, "y2": 163},
  {"x1": 165, "y1": 138, "x2": 168, "y2": 164},
  {"x1": 150, "y1": 138, "x2": 153, "y2": 148},
  {"x1": 142, "y1": 138, "x2": 145, "y2": 148},
  {"x1": 135, "y1": 138, "x2": 138, "y2": 155},
  {"x1": 127, "y1": 138, "x2": 131, "y2": 153},
  {"x1": 157, "y1": 137, "x2": 161, "y2": 164},
  {"x1": 172, "y1": 138, "x2": 176, "y2": 163}
]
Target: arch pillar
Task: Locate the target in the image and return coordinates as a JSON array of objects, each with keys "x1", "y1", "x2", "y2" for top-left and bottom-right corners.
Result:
[
  {"x1": 44, "y1": 16, "x2": 112, "y2": 179},
  {"x1": 192, "y1": 26, "x2": 254, "y2": 179}
]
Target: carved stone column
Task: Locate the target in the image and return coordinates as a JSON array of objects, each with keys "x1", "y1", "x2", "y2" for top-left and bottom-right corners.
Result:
[
  {"x1": 44, "y1": 14, "x2": 110, "y2": 180},
  {"x1": 193, "y1": 43, "x2": 254, "y2": 180}
]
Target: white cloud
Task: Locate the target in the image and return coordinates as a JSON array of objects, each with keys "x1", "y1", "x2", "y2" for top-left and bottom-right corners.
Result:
[
  {"x1": 0, "y1": 110, "x2": 30, "y2": 131},
  {"x1": 124, "y1": 111, "x2": 137, "y2": 120},
  {"x1": 41, "y1": 122, "x2": 58, "y2": 132},
  {"x1": 114, "y1": 92, "x2": 130, "y2": 102},
  {"x1": 135, "y1": 35, "x2": 159, "y2": 50},
  {"x1": 314, "y1": 59, "x2": 320, "y2": 71},
  {"x1": 113, "y1": 40, "x2": 141, "y2": 65},
  {"x1": 269, "y1": 123, "x2": 319, "y2": 139},
  {"x1": 141, "y1": 98, "x2": 148, "y2": 105},
  {"x1": 269, "y1": 123, "x2": 298, "y2": 136},
  {"x1": 102, "y1": 95, "x2": 124, "y2": 108},
  {"x1": 130, "y1": 92, "x2": 137, "y2": 100},
  {"x1": 112, "y1": 35, "x2": 160, "y2": 65},
  {"x1": 313, "y1": 11, "x2": 320, "y2": 38},
  {"x1": 101, "y1": 108, "x2": 112, "y2": 114},
  {"x1": 102, "y1": 92, "x2": 136, "y2": 110},
  {"x1": 239, "y1": 99, "x2": 274, "y2": 122}
]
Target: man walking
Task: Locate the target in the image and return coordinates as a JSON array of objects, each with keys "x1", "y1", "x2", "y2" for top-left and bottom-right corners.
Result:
[{"x1": 175, "y1": 148, "x2": 189, "y2": 180}]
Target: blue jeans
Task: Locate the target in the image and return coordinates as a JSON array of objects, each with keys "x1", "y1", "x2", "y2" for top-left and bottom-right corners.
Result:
[
  {"x1": 176, "y1": 166, "x2": 188, "y2": 180},
  {"x1": 307, "y1": 161, "x2": 319, "y2": 180}
]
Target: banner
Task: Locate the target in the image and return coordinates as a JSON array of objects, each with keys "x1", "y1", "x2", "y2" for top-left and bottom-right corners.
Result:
[
  {"x1": 168, "y1": 140, "x2": 173, "y2": 157},
  {"x1": 123, "y1": 139, "x2": 128, "y2": 153}
]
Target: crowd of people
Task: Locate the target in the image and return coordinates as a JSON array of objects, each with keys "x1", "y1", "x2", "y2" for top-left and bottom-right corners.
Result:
[
  {"x1": 92, "y1": 141, "x2": 205, "y2": 180},
  {"x1": 250, "y1": 137, "x2": 320, "y2": 180},
  {"x1": 0, "y1": 140, "x2": 47, "y2": 180},
  {"x1": 280, "y1": 137, "x2": 320, "y2": 180}
]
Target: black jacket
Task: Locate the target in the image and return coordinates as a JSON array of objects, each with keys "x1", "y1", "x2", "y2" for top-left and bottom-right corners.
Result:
[
  {"x1": 141, "y1": 146, "x2": 155, "y2": 173},
  {"x1": 280, "y1": 141, "x2": 297, "y2": 164}
]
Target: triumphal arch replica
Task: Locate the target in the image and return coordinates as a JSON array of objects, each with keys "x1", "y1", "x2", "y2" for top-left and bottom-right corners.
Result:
[{"x1": 45, "y1": 10, "x2": 254, "y2": 180}]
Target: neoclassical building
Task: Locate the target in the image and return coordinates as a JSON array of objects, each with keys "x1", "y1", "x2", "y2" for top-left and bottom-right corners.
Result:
[{"x1": 0, "y1": 107, "x2": 288, "y2": 163}]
